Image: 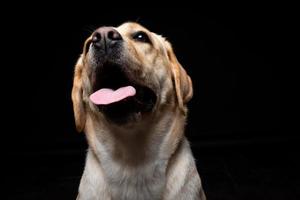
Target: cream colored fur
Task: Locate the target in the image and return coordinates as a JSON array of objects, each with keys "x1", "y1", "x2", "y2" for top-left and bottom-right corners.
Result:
[{"x1": 72, "y1": 22, "x2": 206, "y2": 200}]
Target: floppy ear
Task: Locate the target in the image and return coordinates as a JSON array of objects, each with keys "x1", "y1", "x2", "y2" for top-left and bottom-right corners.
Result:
[
  {"x1": 166, "y1": 42, "x2": 193, "y2": 114},
  {"x1": 71, "y1": 55, "x2": 86, "y2": 132}
]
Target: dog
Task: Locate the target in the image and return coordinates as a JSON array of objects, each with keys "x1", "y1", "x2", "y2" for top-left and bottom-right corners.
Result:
[{"x1": 72, "y1": 22, "x2": 206, "y2": 200}]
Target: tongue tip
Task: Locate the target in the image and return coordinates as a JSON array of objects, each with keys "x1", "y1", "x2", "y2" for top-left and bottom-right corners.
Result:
[
  {"x1": 90, "y1": 86, "x2": 136, "y2": 105},
  {"x1": 124, "y1": 86, "x2": 136, "y2": 94}
]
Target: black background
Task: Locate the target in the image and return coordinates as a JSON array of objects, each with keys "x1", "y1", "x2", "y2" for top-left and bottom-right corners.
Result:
[{"x1": 3, "y1": 5, "x2": 297, "y2": 200}]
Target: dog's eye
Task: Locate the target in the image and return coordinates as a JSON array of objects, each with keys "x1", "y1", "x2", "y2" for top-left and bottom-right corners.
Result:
[{"x1": 132, "y1": 31, "x2": 151, "y2": 43}]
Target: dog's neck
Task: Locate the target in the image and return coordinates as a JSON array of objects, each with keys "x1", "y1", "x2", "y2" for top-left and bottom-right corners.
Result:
[
  {"x1": 81, "y1": 108, "x2": 188, "y2": 199},
  {"x1": 85, "y1": 107, "x2": 186, "y2": 167}
]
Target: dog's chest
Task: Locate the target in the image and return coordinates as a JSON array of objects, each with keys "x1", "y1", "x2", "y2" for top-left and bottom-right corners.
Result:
[{"x1": 103, "y1": 160, "x2": 167, "y2": 200}]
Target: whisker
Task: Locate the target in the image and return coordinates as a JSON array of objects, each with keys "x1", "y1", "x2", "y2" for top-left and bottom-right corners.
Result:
[
  {"x1": 82, "y1": 25, "x2": 97, "y2": 34},
  {"x1": 135, "y1": 17, "x2": 141, "y2": 23}
]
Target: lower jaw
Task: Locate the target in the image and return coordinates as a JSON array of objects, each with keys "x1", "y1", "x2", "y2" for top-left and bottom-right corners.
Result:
[{"x1": 97, "y1": 98, "x2": 151, "y2": 124}]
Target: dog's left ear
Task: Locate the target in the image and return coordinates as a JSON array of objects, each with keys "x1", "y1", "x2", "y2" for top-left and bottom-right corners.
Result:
[
  {"x1": 71, "y1": 37, "x2": 92, "y2": 132},
  {"x1": 71, "y1": 55, "x2": 86, "y2": 132},
  {"x1": 166, "y1": 41, "x2": 193, "y2": 114}
]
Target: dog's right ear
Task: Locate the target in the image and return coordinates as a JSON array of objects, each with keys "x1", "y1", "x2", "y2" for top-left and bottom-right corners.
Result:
[
  {"x1": 165, "y1": 41, "x2": 193, "y2": 114},
  {"x1": 71, "y1": 55, "x2": 86, "y2": 132}
]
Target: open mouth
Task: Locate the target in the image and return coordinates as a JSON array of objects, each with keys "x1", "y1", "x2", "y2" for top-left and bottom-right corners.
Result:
[{"x1": 90, "y1": 63, "x2": 157, "y2": 123}]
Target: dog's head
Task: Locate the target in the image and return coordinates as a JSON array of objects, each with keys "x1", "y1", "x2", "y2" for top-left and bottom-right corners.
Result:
[{"x1": 72, "y1": 22, "x2": 193, "y2": 131}]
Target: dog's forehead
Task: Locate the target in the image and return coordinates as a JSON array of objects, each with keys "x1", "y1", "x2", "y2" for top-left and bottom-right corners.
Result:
[{"x1": 115, "y1": 22, "x2": 149, "y2": 34}]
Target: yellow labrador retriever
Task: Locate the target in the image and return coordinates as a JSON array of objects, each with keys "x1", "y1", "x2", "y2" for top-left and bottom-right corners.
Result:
[{"x1": 72, "y1": 22, "x2": 206, "y2": 200}]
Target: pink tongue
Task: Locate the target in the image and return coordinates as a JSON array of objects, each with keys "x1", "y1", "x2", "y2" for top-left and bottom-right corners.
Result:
[{"x1": 89, "y1": 86, "x2": 136, "y2": 105}]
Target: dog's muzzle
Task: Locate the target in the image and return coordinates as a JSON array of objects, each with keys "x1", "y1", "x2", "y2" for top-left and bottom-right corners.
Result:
[{"x1": 88, "y1": 27, "x2": 156, "y2": 124}]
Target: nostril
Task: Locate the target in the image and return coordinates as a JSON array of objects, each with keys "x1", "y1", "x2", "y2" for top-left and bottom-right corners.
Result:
[
  {"x1": 92, "y1": 32, "x2": 101, "y2": 43},
  {"x1": 107, "y1": 30, "x2": 122, "y2": 41}
]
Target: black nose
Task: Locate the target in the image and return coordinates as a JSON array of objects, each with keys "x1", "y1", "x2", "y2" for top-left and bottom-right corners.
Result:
[{"x1": 91, "y1": 27, "x2": 122, "y2": 50}]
